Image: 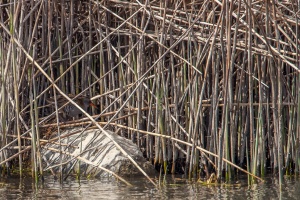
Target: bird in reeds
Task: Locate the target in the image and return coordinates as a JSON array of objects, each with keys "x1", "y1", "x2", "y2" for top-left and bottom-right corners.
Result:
[{"x1": 47, "y1": 94, "x2": 97, "y2": 119}]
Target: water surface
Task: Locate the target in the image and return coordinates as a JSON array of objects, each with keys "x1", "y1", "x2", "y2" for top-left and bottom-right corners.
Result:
[{"x1": 0, "y1": 175, "x2": 299, "y2": 199}]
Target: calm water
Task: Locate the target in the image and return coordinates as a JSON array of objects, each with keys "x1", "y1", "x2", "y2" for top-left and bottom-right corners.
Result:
[{"x1": 0, "y1": 175, "x2": 299, "y2": 199}]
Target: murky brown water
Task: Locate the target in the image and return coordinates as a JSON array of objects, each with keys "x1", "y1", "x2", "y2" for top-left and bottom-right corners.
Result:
[{"x1": 0, "y1": 175, "x2": 299, "y2": 199}]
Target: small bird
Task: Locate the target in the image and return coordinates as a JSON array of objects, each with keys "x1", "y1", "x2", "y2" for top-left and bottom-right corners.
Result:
[{"x1": 47, "y1": 94, "x2": 97, "y2": 119}]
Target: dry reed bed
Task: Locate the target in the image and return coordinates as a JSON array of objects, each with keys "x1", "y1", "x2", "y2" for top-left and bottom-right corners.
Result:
[{"x1": 0, "y1": 0, "x2": 299, "y2": 185}]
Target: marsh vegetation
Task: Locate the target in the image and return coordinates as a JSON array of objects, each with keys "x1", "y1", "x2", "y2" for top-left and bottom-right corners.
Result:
[{"x1": 0, "y1": 0, "x2": 299, "y2": 187}]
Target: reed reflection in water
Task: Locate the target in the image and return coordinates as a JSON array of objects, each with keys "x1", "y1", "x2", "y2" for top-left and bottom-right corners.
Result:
[{"x1": 0, "y1": 175, "x2": 299, "y2": 199}]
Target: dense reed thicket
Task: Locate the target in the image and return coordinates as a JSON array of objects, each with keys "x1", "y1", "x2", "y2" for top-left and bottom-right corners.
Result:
[{"x1": 0, "y1": 0, "x2": 300, "y2": 185}]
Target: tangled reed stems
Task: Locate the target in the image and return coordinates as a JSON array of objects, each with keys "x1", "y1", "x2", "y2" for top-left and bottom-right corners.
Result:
[{"x1": 0, "y1": 0, "x2": 300, "y2": 186}]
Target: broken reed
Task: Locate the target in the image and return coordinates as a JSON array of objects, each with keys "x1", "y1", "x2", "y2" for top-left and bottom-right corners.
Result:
[{"x1": 0, "y1": 0, "x2": 299, "y2": 184}]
